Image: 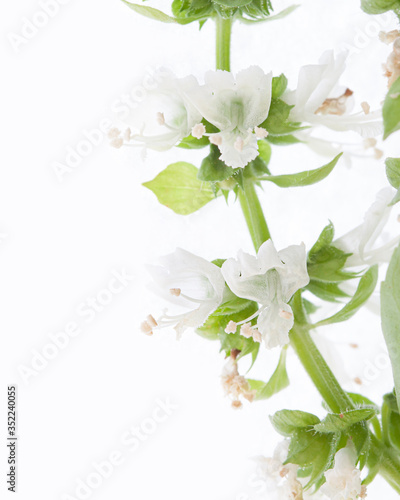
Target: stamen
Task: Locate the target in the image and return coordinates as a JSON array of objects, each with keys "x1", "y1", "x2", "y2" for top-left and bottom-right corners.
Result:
[
  {"x1": 123, "y1": 128, "x2": 132, "y2": 141},
  {"x1": 156, "y1": 112, "x2": 166, "y2": 126},
  {"x1": 279, "y1": 309, "x2": 293, "y2": 320},
  {"x1": 225, "y1": 321, "x2": 238, "y2": 334},
  {"x1": 315, "y1": 88, "x2": 353, "y2": 116},
  {"x1": 379, "y1": 30, "x2": 400, "y2": 45},
  {"x1": 363, "y1": 138, "x2": 377, "y2": 149},
  {"x1": 169, "y1": 288, "x2": 181, "y2": 297},
  {"x1": 240, "y1": 323, "x2": 253, "y2": 338},
  {"x1": 147, "y1": 315, "x2": 158, "y2": 328},
  {"x1": 374, "y1": 148, "x2": 384, "y2": 160},
  {"x1": 210, "y1": 134, "x2": 223, "y2": 146},
  {"x1": 361, "y1": 102, "x2": 370, "y2": 115},
  {"x1": 234, "y1": 136, "x2": 244, "y2": 152},
  {"x1": 254, "y1": 126, "x2": 269, "y2": 139},
  {"x1": 231, "y1": 400, "x2": 242, "y2": 409},
  {"x1": 110, "y1": 137, "x2": 124, "y2": 149},
  {"x1": 108, "y1": 127, "x2": 121, "y2": 139},
  {"x1": 192, "y1": 123, "x2": 206, "y2": 139}
]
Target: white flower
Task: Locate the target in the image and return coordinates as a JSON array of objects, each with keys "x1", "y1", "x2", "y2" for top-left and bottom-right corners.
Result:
[
  {"x1": 221, "y1": 240, "x2": 309, "y2": 349},
  {"x1": 284, "y1": 51, "x2": 382, "y2": 137},
  {"x1": 255, "y1": 440, "x2": 303, "y2": 500},
  {"x1": 321, "y1": 444, "x2": 366, "y2": 500},
  {"x1": 191, "y1": 66, "x2": 272, "y2": 169},
  {"x1": 143, "y1": 249, "x2": 225, "y2": 338},
  {"x1": 110, "y1": 71, "x2": 202, "y2": 153},
  {"x1": 335, "y1": 187, "x2": 400, "y2": 267}
]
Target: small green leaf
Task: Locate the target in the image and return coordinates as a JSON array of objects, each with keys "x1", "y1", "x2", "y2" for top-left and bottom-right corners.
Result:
[
  {"x1": 286, "y1": 429, "x2": 330, "y2": 467},
  {"x1": 383, "y1": 77, "x2": 400, "y2": 139},
  {"x1": 361, "y1": 0, "x2": 400, "y2": 15},
  {"x1": 143, "y1": 162, "x2": 215, "y2": 215},
  {"x1": 309, "y1": 222, "x2": 334, "y2": 256},
  {"x1": 313, "y1": 266, "x2": 378, "y2": 327},
  {"x1": 307, "y1": 280, "x2": 349, "y2": 302},
  {"x1": 198, "y1": 145, "x2": 235, "y2": 182},
  {"x1": 386, "y1": 157, "x2": 400, "y2": 188},
  {"x1": 121, "y1": 1, "x2": 177, "y2": 22},
  {"x1": 271, "y1": 410, "x2": 320, "y2": 437},
  {"x1": 271, "y1": 74, "x2": 288, "y2": 99},
  {"x1": 314, "y1": 409, "x2": 377, "y2": 433},
  {"x1": 381, "y1": 242, "x2": 400, "y2": 413},
  {"x1": 248, "y1": 348, "x2": 289, "y2": 400},
  {"x1": 261, "y1": 154, "x2": 342, "y2": 188},
  {"x1": 385, "y1": 157, "x2": 400, "y2": 205}
]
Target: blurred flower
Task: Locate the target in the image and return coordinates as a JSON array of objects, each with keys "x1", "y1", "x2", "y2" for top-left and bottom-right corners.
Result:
[
  {"x1": 321, "y1": 444, "x2": 366, "y2": 500},
  {"x1": 255, "y1": 440, "x2": 303, "y2": 499},
  {"x1": 142, "y1": 249, "x2": 225, "y2": 338},
  {"x1": 190, "y1": 66, "x2": 272, "y2": 168},
  {"x1": 109, "y1": 71, "x2": 202, "y2": 153},
  {"x1": 284, "y1": 51, "x2": 382, "y2": 138},
  {"x1": 335, "y1": 187, "x2": 400, "y2": 268},
  {"x1": 221, "y1": 240, "x2": 309, "y2": 349}
]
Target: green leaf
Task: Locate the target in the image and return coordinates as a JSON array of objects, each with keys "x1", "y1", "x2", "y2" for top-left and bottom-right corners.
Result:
[
  {"x1": 271, "y1": 410, "x2": 320, "y2": 437},
  {"x1": 385, "y1": 157, "x2": 400, "y2": 205},
  {"x1": 271, "y1": 74, "x2": 288, "y2": 99},
  {"x1": 286, "y1": 429, "x2": 331, "y2": 468},
  {"x1": 198, "y1": 145, "x2": 235, "y2": 182},
  {"x1": 260, "y1": 154, "x2": 342, "y2": 188},
  {"x1": 381, "y1": 242, "x2": 400, "y2": 413},
  {"x1": 312, "y1": 266, "x2": 378, "y2": 327},
  {"x1": 143, "y1": 162, "x2": 215, "y2": 215},
  {"x1": 121, "y1": 1, "x2": 177, "y2": 22},
  {"x1": 248, "y1": 348, "x2": 289, "y2": 400},
  {"x1": 383, "y1": 77, "x2": 400, "y2": 139},
  {"x1": 314, "y1": 409, "x2": 377, "y2": 433},
  {"x1": 386, "y1": 157, "x2": 400, "y2": 188},
  {"x1": 307, "y1": 280, "x2": 349, "y2": 302},
  {"x1": 361, "y1": 0, "x2": 400, "y2": 15}
]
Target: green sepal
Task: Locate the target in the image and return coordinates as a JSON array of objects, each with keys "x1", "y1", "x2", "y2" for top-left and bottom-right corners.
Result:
[
  {"x1": 260, "y1": 98, "x2": 304, "y2": 136},
  {"x1": 198, "y1": 145, "x2": 235, "y2": 182},
  {"x1": 247, "y1": 348, "x2": 289, "y2": 400},
  {"x1": 177, "y1": 134, "x2": 210, "y2": 149},
  {"x1": 271, "y1": 74, "x2": 288, "y2": 99}
]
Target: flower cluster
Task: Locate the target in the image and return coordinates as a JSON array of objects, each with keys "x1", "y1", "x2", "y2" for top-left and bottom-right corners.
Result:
[{"x1": 141, "y1": 240, "x2": 309, "y2": 349}]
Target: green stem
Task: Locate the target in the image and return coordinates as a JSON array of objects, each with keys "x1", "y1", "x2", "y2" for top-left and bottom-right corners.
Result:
[
  {"x1": 238, "y1": 180, "x2": 271, "y2": 252},
  {"x1": 215, "y1": 16, "x2": 232, "y2": 71}
]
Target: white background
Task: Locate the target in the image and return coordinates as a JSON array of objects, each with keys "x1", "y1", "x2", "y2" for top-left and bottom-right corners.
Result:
[{"x1": 1, "y1": 0, "x2": 400, "y2": 499}]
